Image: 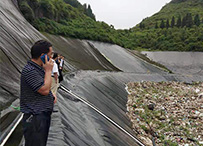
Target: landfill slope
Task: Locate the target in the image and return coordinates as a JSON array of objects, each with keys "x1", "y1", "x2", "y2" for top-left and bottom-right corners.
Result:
[
  {"x1": 54, "y1": 89, "x2": 139, "y2": 146},
  {"x1": 59, "y1": 71, "x2": 203, "y2": 145},
  {"x1": 142, "y1": 51, "x2": 203, "y2": 75},
  {"x1": 0, "y1": 0, "x2": 118, "y2": 111},
  {"x1": 88, "y1": 41, "x2": 166, "y2": 74},
  {"x1": 43, "y1": 33, "x2": 120, "y2": 71}
]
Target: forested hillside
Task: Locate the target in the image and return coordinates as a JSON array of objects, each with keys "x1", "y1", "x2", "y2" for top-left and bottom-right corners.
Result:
[
  {"x1": 18, "y1": 0, "x2": 203, "y2": 51},
  {"x1": 18, "y1": 0, "x2": 118, "y2": 43},
  {"x1": 138, "y1": 0, "x2": 203, "y2": 28},
  {"x1": 130, "y1": 0, "x2": 203, "y2": 51}
]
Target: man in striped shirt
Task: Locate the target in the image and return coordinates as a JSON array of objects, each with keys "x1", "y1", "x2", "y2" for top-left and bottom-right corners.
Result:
[{"x1": 20, "y1": 40, "x2": 56, "y2": 146}]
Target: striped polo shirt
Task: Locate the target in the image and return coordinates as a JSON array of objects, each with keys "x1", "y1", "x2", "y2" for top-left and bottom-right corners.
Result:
[{"x1": 20, "y1": 60, "x2": 54, "y2": 114}]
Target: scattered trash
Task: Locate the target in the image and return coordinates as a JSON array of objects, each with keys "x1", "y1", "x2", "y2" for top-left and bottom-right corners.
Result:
[
  {"x1": 148, "y1": 103, "x2": 155, "y2": 111},
  {"x1": 195, "y1": 89, "x2": 200, "y2": 93},
  {"x1": 126, "y1": 81, "x2": 203, "y2": 146}
]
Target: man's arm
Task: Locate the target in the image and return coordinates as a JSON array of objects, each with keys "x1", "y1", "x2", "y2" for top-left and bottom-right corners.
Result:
[
  {"x1": 38, "y1": 55, "x2": 53, "y2": 95},
  {"x1": 52, "y1": 92, "x2": 57, "y2": 104}
]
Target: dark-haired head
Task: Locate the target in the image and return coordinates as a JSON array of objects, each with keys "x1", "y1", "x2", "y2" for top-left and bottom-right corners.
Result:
[
  {"x1": 53, "y1": 53, "x2": 58, "y2": 59},
  {"x1": 31, "y1": 40, "x2": 52, "y2": 59}
]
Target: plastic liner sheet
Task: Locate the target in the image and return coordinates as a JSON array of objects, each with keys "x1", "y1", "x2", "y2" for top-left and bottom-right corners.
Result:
[
  {"x1": 0, "y1": 0, "x2": 118, "y2": 111},
  {"x1": 48, "y1": 70, "x2": 202, "y2": 146},
  {"x1": 52, "y1": 89, "x2": 139, "y2": 146},
  {"x1": 61, "y1": 71, "x2": 203, "y2": 134},
  {"x1": 0, "y1": 0, "x2": 43, "y2": 111},
  {"x1": 43, "y1": 33, "x2": 120, "y2": 71},
  {"x1": 1, "y1": 0, "x2": 203, "y2": 145},
  {"x1": 88, "y1": 41, "x2": 167, "y2": 74},
  {"x1": 142, "y1": 51, "x2": 203, "y2": 75}
]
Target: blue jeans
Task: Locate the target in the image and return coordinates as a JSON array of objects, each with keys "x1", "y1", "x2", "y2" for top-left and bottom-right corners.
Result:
[{"x1": 22, "y1": 112, "x2": 52, "y2": 146}]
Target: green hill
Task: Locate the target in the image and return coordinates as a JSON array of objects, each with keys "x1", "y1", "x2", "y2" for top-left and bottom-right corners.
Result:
[
  {"x1": 125, "y1": 0, "x2": 203, "y2": 51},
  {"x1": 138, "y1": 0, "x2": 203, "y2": 28},
  {"x1": 18, "y1": 0, "x2": 203, "y2": 51},
  {"x1": 18, "y1": 0, "x2": 119, "y2": 44}
]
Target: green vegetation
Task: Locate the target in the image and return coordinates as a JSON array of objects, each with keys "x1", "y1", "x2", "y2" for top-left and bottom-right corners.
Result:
[
  {"x1": 126, "y1": 26, "x2": 203, "y2": 51},
  {"x1": 63, "y1": 0, "x2": 96, "y2": 20},
  {"x1": 18, "y1": 0, "x2": 119, "y2": 43},
  {"x1": 132, "y1": 0, "x2": 203, "y2": 51},
  {"x1": 139, "y1": 0, "x2": 203, "y2": 28},
  {"x1": 18, "y1": 0, "x2": 203, "y2": 51},
  {"x1": 164, "y1": 140, "x2": 178, "y2": 146}
]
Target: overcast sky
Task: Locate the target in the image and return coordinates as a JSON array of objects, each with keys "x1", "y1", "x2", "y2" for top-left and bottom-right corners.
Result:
[{"x1": 78, "y1": 0, "x2": 171, "y2": 29}]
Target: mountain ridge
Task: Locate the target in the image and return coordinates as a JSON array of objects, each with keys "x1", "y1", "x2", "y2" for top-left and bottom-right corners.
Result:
[
  {"x1": 138, "y1": 0, "x2": 203, "y2": 28},
  {"x1": 17, "y1": 0, "x2": 203, "y2": 51}
]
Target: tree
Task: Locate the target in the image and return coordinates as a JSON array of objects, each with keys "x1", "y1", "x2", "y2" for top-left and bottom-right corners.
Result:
[
  {"x1": 139, "y1": 23, "x2": 145, "y2": 29},
  {"x1": 142, "y1": 23, "x2": 145, "y2": 29},
  {"x1": 63, "y1": 0, "x2": 82, "y2": 8},
  {"x1": 176, "y1": 16, "x2": 182, "y2": 27},
  {"x1": 160, "y1": 19, "x2": 165, "y2": 29},
  {"x1": 87, "y1": 5, "x2": 95, "y2": 20},
  {"x1": 83, "y1": 4, "x2": 96, "y2": 20},
  {"x1": 171, "y1": 16, "x2": 175, "y2": 28},
  {"x1": 194, "y1": 14, "x2": 200, "y2": 26},
  {"x1": 39, "y1": 0, "x2": 55, "y2": 19},
  {"x1": 52, "y1": 0, "x2": 65, "y2": 21},
  {"x1": 19, "y1": 1, "x2": 35, "y2": 22},
  {"x1": 185, "y1": 13, "x2": 193, "y2": 27},
  {"x1": 139, "y1": 23, "x2": 142, "y2": 29},
  {"x1": 155, "y1": 22, "x2": 158, "y2": 29},
  {"x1": 182, "y1": 16, "x2": 186, "y2": 27},
  {"x1": 29, "y1": 0, "x2": 40, "y2": 17},
  {"x1": 166, "y1": 19, "x2": 170, "y2": 29}
]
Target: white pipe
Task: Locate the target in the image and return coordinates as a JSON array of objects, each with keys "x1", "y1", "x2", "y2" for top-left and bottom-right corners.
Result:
[
  {"x1": 0, "y1": 113, "x2": 23, "y2": 146},
  {"x1": 60, "y1": 85, "x2": 145, "y2": 146}
]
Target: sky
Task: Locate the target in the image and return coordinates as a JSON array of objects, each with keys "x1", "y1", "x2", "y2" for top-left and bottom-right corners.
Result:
[{"x1": 78, "y1": 0, "x2": 171, "y2": 29}]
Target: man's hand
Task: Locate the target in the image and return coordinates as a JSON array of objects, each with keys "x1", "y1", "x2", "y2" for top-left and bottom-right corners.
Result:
[
  {"x1": 43, "y1": 55, "x2": 53, "y2": 72},
  {"x1": 53, "y1": 93, "x2": 57, "y2": 104},
  {"x1": 38, "y1": 55, "x2": 53, "y2": 96}
]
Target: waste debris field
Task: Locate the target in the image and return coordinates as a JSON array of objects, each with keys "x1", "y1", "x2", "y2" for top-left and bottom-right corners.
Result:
[{"x1": 126, "y1": 81, "x2": 203, "y2": 146}]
